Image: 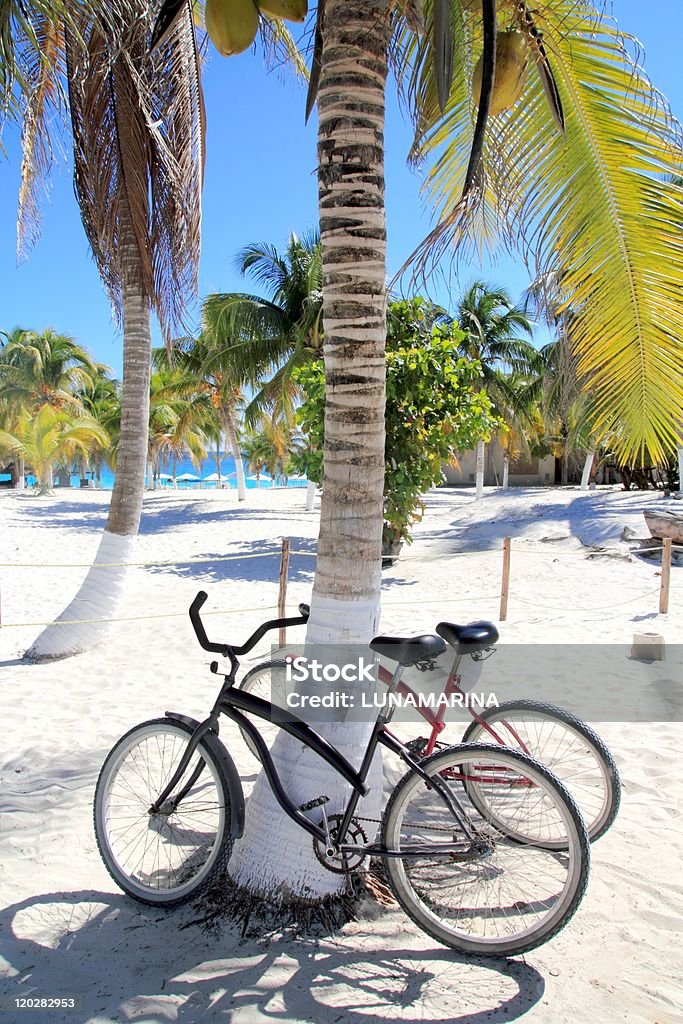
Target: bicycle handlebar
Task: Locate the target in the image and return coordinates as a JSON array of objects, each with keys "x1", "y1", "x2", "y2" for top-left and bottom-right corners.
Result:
[{"x1": 189, "y1": 591, "x2": 310, "y2": 663}]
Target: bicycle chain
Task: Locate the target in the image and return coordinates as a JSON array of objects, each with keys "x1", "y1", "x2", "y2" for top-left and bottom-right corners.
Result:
[{"x1": 355, "y1": 814, "x2": 459, "y2": 834}]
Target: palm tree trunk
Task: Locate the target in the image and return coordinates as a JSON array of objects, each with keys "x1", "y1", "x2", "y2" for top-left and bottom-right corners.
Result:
[
  {"x1": 215, "y1": 440, "x2": 222, "y2": 486},
  {"x1": 502, "y1": 450, "x2": 510, "y2": 490},
  {"x1": 222, "y1": 406, "x2": 246, "y2": 501},
  {"x1": 677, "y1": 447, "x2": 683, "y2": 494},
  {"x1": 27, "y1": 213, "x2": 151, "y2": 660},
  {"x1": 580, "y1": 449, "x2": 595, "y2": 490},
  {"x1": 228, "y1": 0, "x2": 391, "y2": 903},
  {"x1": 475, "y1": 439, "x2": 485, "y2": 498},
  {"x1": 16, "y1": 458, "x2": 25, "y2": 491},
  {"x1": 305, "y1": 480, "x2": 317, "y2": 510}
]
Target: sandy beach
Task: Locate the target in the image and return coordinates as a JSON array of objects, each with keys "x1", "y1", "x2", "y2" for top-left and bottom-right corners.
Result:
[{"x1": 1, "y1": 484, "x2": 682, "y2": 1024}]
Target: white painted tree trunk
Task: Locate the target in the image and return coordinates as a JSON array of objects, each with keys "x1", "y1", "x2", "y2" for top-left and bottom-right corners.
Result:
[
  {"x1": 25, "y1": 532, "x2": 136, "y2": 660},
  {"x1": 305, "y1": 480, "x2": 317, "y2": 511},
  {"x1": 27, "y1": 209, "x2": 151, "y2": 659},
  {"x1": 678, "y1": 448, "x2": 683, "y2": 493},
  {"x1": 16, "y1": 458, "x2": 25, "y2": 491},
  {"x1": 475, "y1": 439, "x2": 485, "y2": 498},
  {"x1": 502, "y1": 450, "x2": 510, "y2": 490},
  {"x1": 230, "y1": 0, "x2": 391, "y2": 903},
  {"x1": 580, "y1": 450, "x2": 595, "y2": 490}
]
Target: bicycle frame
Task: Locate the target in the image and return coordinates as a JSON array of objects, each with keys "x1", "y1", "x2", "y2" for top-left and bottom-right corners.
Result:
[
  {"x1": 376, "y1": 653, "x2": 528, "y2": 756},
  {"x1": 153, "y1": 669, "x2": 481, "y2": 859}
]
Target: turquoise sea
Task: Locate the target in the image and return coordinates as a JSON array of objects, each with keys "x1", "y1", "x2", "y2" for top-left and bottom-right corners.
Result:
[{"x1": 9, "y1": 455, "x2": 307, "y2": 490}]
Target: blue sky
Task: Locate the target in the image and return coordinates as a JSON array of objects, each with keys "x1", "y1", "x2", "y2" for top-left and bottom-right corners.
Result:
[{"x1": 1, "y1": 1, "x2": 681, "y2": 376}]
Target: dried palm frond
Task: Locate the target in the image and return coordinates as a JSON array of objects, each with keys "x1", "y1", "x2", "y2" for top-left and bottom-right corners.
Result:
[{"x1": 64, "y1": 1, "x2": 204, "y2": 342}]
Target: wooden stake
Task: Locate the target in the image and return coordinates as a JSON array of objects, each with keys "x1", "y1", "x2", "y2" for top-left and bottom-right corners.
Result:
[
  {"x1": 500, "y1": 537, "x2": 511, "y2": 621},
  {"x1": 278, "y1": 538, "x2": 290, "y2": 646},
  {"x1": 659, "y1": 538, "x2": 672, "y2": 615}
]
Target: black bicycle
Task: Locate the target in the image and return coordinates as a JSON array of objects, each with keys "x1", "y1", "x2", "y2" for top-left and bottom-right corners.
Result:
[{"x1": 94, "y1": 592, "x2": 591, "y2": 957}]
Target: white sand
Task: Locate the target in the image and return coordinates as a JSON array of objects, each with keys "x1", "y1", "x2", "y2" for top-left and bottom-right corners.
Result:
[{"x1": 0, "y1": 484, "x2": 681, "y2": 1023}]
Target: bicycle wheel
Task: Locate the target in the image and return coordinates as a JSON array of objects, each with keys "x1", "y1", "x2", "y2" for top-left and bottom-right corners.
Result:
[
  {"x1": 94, "y1": 718, "x2": 236, "y2": 906},
  {"x1": 238, "y1": 660, "x2": 289, "y2": 760},
  {"x1": 461, "y1": 700, "x2": 620, "y2": 842},
  {"x1": 381, "y1": 743, "x2": 590, "y2": 957}
]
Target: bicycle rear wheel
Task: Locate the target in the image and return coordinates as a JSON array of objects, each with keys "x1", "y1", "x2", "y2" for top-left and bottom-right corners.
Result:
[
  {"x1": 461, "y1": 700, "x2": 620, "y2": 842},
  {"x1": 381, "y1": 743, "x2": 590, "y2": 957},
  {"x1": 94, "y1": 718, "x2": 236, "y2": 906}
]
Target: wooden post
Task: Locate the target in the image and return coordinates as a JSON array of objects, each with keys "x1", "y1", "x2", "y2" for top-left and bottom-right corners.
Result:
[
  {"x1": 500, "y1": 537, "x2": 511, "y2": 621},
  {"x1": 278, "y1": 538, "x2": 290, "y2": 646},
  {"x1": 659, "y1": 538, "x2": 672, "y2": 615}
]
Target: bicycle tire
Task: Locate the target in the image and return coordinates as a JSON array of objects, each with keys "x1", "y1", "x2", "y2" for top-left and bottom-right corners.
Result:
[
  {"x1": 460, "y1": 700, "x2": 621, "y2": 842},
  {"x1": 381, "y1": 742, "x2": 590, "y2": 957},
  {"x1": 94, "y1": 718, "x2": 237, "y2": 906},
  {"x1": 238, "y1": 660, "x2": 289, "y2": 761}
]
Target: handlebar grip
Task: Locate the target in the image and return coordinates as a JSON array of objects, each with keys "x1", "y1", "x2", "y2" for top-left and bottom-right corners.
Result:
[
  {"x1": 189, "y1": 591, "x2": 230, "y2": 656},
  {"x1": 298, "y1": 603, "x2": 310, "y2": 619}
]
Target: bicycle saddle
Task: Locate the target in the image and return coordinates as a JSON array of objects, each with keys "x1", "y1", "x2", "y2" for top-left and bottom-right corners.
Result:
[
  {"x1": 370, "y1": 634, "x2": 447, "y2": 667},
  {"x1": 436, "y1": 621, "x2": 499, "y2": 654}
]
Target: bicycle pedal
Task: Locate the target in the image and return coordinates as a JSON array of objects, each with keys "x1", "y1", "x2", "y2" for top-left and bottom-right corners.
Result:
[{"x1": 299, "y1": 795, "x2": 330, "y2": 812}]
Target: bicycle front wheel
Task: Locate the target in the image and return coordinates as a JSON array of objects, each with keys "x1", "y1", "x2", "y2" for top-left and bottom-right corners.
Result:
[
  {"x1": 381, "y1": 743, "x2": 590, "y2": 957},
  {"x1": 94, "y1": 718, "x2": 236, "y2": 906},
  {"x1": 461, "y1": 700, "x2": 621, "y2": 842}
]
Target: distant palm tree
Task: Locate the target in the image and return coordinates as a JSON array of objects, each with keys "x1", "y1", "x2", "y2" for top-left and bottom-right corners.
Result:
[
  {"x1": 203, "y1": 231, "x2": 323, "y2": 425},
  {"x1": 0, "y1": 327, "x2": 98, "y2": 411},
  {"x1": 455, "y1": 282, "x2": 537, "y2": 496},
  {"x1": 0, "y1": 405, "x2": 108, "y2": 494},
  {"x1": 154, "y1": 339, "x2": 248, "y2": 500},
  {"x1": 147, "y1": 367, "x2": 209, "y2": 488}
]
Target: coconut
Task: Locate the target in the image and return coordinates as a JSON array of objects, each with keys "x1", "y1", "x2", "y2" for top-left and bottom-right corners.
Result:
[{"x1": 472, "y1": 29, "x2": 529, "y2": 115}]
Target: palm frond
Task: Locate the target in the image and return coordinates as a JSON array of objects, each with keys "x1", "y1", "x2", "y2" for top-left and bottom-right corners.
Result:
[{"x1": 407, "y1": 1, "x2": 683, "y2": 462}]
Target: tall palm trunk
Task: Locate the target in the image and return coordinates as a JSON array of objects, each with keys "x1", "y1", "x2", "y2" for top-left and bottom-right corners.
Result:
[
  {"x1": 475, "y1": 438, "x2": 485, "y2": 497},
  {"x1": 580, "y1": 449, "x2": 595, "y2": 490},
  {"x1": 305, "y1": 479, "x2": 316, "y2": 510},
  {"x1": 222, "y1": 404, "x2": 246, "y2": 501},
  {"x1": 27, "y1": 216, "x2": 151, "y2": 659},
  {"x1": 502, "y1": 449, "x2": 510, "y2": 490},
  {"x1": 229, "y1": 0, "x2": 391, "y2": 902}
]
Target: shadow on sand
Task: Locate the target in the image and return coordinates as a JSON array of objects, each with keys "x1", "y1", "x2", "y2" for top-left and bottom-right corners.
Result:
[{"x1": 0, "y1": 889, "x2": 545, "y2": 1024}]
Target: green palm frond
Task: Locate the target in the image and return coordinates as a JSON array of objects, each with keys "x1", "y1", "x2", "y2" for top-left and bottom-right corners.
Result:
[{"x1": 405, "y1": 0, "x2": 683, "y2": 462}]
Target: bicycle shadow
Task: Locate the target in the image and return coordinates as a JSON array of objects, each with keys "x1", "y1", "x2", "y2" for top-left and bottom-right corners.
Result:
[{"x1": 0, "y1": 889, "x2": 545, "y2": 1024}]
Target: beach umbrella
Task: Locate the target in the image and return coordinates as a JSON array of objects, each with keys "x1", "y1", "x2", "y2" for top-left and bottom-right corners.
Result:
[{"x1": 203, "y1": 473, "x2": 220, "y2": 483}]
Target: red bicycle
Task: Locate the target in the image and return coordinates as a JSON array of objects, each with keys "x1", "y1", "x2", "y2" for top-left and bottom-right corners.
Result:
[{"x1": 238, "y1": 609, "x2": 621, "y2": 843}]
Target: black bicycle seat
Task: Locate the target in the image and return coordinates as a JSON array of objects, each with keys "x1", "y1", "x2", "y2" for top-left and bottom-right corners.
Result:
[
  {"x1": 370, "y1": 634, "x2": 447, "y2": 667},
  {"x1": 436, "y1": 621, "x2": 499, "y2": 654}
]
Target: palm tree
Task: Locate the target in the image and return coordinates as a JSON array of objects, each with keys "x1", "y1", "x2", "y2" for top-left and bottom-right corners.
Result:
[
  {"x1": 0, "y1": 405, "x2": 108, "y2": 494},
  {"x1": 455, "y1": 281, "x2": 536, "y2": 496},
  {"x1": 0, "y1": 327, "x2": 98, "y2": 412},
  {"x1": 202, "y1": 231, "x2": 323, "y2": 426},
  {"x1": 78, "y1": 369, "x2": 120, "y2": 487},
  {"x1": 154, "y1": 339, "x2": 248, "y2": 500},
  {"x1": 19, "y1": 2, "x2": 204, "y2": 659},
  {"x1": 226, "y1": 0, "x2": 393, "y2": 905},
  {"x1": 147, "y1": 366, "x2": 209, "y2": 488}
]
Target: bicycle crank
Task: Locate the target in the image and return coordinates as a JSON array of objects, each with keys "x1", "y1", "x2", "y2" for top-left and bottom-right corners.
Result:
[{"x1": 312, "y1": 815, "x2": 369, "y2": 874}]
